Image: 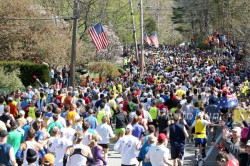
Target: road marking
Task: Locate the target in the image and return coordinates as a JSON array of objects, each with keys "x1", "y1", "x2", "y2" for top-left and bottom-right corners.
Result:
[{"x1": 204, "y1": 133, "x2": 222, "y2": 161}]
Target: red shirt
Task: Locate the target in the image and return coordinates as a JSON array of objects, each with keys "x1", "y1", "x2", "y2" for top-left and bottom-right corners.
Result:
[
  {"x1": 147, "y1": 77, "x2": 154, "y2": 84},
  {"x1": 84, "y1": 97, "x2": 91, "y2": 105}
]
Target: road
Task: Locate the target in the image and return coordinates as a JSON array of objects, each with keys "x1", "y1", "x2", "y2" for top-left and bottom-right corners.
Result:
[{"x1": 107, "y1": 129, "x2": 222, "y2": 166}]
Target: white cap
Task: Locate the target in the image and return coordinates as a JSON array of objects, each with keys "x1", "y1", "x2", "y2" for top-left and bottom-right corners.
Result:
[
  {"x1": 19, "y1": 110, "x2": 25, "y2": 115},
  {"x1": 126, "y1": 124, "x2": 134, "y2": 131}
]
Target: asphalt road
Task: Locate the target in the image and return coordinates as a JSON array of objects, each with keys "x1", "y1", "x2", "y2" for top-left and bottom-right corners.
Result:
[{"x1": 107, "y1": 129, "x2": 222, "y2": 166}]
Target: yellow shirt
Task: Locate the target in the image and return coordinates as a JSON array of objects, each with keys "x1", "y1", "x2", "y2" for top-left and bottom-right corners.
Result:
[
  {"x1": 194, "y1": 119, "x2": 207, "y2": 139},
  {"x1": 66, "y1": 111, "x2": 78, "y2": 125},
  {"x1": 176, "y1": 89, "x2": 186, "y2": 99}
]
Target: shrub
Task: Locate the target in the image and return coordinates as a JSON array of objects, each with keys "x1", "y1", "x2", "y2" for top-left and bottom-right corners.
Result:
[
  {"x1": 0, "y1": 67, "x2": 24, "y2": 93},
  {"x1": 0, "y1": 61, "x2": 50, "y2": 87}
]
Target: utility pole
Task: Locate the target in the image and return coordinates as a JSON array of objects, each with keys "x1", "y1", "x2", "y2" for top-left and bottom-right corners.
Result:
[
  {"x1": 157, "y1": 0, "x2": 160, "y2": 31},
  {"x1": 70, "y1": 0, "x2": 79, "y2": 88},
  {"x1": 139, "y1": 0, "x2": 144, "y2": 73},
  {"x1": 128, "y1": 0, "x2": 139, "y2": 61}
]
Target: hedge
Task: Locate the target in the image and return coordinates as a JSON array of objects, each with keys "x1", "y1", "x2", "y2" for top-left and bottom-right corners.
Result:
[{"x1": 0, "y1": 61, "x2": 50, "y2": 87}]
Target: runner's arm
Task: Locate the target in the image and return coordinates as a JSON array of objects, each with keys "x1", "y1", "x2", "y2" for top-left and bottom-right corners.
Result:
[{"x1": 9, "y1": 147, "x2": 18, "y2": 166}]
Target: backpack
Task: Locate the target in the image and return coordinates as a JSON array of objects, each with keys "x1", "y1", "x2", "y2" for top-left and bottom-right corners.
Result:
[{"x1": 241, "y1": 127, "x2": 249, "y2": 144}]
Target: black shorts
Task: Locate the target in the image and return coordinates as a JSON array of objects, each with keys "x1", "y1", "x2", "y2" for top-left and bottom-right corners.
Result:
[
  {"x1": 98, "y1": 143, "x2": 109, "y2": 149},
  {"x1": 170, "y1": 143, "x2": 185, "y2": 160},
  {"x1": 148, "y1": 119, "x2": 158, "y2": 128}
]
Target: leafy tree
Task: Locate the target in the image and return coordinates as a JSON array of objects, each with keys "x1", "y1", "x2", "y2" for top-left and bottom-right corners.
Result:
[
  {"x1": 0, "y1": 0, "x2": 75, "y2": 66},
  {"x1": 144, "y1": 18, "x2": 158, "y2": 35},
  {"x1": 88, "y1": 62, "x2": 121, "y2": 80},
  {"x1": 0, "y1": 67, "x2": 24, "y2": 93}
]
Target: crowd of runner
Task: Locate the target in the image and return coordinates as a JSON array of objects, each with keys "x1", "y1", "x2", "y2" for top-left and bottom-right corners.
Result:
[{"x1": 0, "y1": 45, "x2": 250, "y2": 166}]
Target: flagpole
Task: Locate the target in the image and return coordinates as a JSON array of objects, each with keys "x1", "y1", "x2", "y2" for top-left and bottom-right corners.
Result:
[
  {"x1": 70, "y1": 0, "x2": 79, "y2": 88},
  {"x1": 139, "y1": 0, "x2": 144, "y2": 74}
]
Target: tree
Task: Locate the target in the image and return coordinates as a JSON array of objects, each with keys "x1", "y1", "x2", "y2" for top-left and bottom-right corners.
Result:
[
  {"x1": 0, "y1": 0, "x2": 75, "y2": 66},
  {"x1": 88, "y1": 62, "x2": 121, "y2": 80},
  {"x1": 0, "y1": 67, "x2": 24, "y2": 93},
  {"x1": 144, "y1": 18, "x2": 157, "y2": 35}
]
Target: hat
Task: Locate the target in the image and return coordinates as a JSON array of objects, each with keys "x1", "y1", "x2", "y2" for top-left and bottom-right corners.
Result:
[
  {"x1": 44, "y1": 82, "x2": 49, "y2": 87},
  {"x1": 43, "y1": 153, "x2": 55, "y2": 165},
  {"x1": 156, "y1": 94, "x2": 160, "y2": 98},
  {"x1": 0, "y1": 130, "x2": 8, "y2": 137},
  {"x1": 126, "y1": 124, "x2": 134, "y2": 131},
  {"x1": 26, "y1": 149, "x2": 37, "y2": 163},
  {"x1": 8, "y1": 97, "x2": 13, "y2": 101},
  {"x1": 19, "y1": 110, "x2": 25, "y2": 115},
  {"x1": 161, "y1": 108, "x2": 167, "y2": 113},
  {"x1": 246, "y1": 140, "x2": 250, "y2": 147},
  {"x1": 26, "y1": 117, "x2": 33, "y2": 123},
  {"x1": 157, "y1": 133, "x2": 166, "y2": 142},
  {"x1": 232, "y1": 127, "x2": 241, "y2": 133}
]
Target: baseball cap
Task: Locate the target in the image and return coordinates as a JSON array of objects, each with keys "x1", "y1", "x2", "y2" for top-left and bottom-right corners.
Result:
[
  {"x1": 232, "y1": 127, "x2": 241, "y2": 133},
  {"x1": 43, "y1": 153, "x2": 55, "y2": 166},
  {"x1": 26, "y1": 117, "x2": 33, "y2": 123},
  {"x1": 157, "y1": 133, "x2": 166, "y2": 142},
  {"x1": 246, "y1": 140, "x2": 250, "y2": 147},
  {"x1": 161, "y1": 108, "x2": 167, "y2": 113},
  {"x1": 26, "y1": 149, "x2": 37, "y2": 163},
  {"x1": 126, "y1": 124, "x2": 134, "y2": 131},
  {"x1": 19, "y1": 110, "x2": 25, "y2": 115},
  {"x1": 0, "y1": 130, "x2": 8, "y2": 137}
]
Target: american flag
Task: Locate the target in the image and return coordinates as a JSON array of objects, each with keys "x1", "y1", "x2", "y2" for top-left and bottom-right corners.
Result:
[
  {"x1": 144, "y1": 33, "x2": 151, "y2": 45},
  {"x1": 150, "y1": 33, "x2": 159, "y2": 48},
  {"x1": 88, "y1": 22, "x2": 108, "y2": 51}
]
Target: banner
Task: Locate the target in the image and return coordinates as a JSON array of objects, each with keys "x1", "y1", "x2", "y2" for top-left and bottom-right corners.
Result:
[{"x1": 234, "y1": 108, "x2": 250, "y2": 123}]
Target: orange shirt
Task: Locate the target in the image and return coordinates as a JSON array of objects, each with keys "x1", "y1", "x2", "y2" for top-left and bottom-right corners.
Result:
[
  {"x1": 64, "y1": 97, "x2": 72, "y2": 105},
  {"x1": 8, "y1": 103, "x2": 18, "y2": 118}
]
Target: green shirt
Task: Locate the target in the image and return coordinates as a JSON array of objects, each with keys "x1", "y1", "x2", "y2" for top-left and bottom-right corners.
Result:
[
  {"x1": 149, "y1": 106, "x2": 158, "y2": 120},
  {"x1": 47, "y1": 121, "x2": 62, "y2": 135},
  {"x1": 7, "y1": 130, "x2": 23, "y2": 154},
  {"x1": 97, "y1": 110, "x2": 107, "y2": 124}
]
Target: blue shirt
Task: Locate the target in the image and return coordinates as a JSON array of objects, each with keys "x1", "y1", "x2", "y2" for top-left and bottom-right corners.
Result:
[
  {"x1": 85, "y1": 116, "x2": 97, "y2": 129},
  {"x1": 132, "y1": 124, "x2": 145, "y2": 140},
  {"x1": 138, "y1": 145, "x2": 154, "y2": 166},
  {"x1": 22, "y1": 124, "x2": 30, "y2": 140}
]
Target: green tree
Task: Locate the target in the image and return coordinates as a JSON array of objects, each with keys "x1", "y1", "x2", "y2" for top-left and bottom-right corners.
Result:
[
  {"x1": 144, "y1": 18, "x2": 157, "y2": 35},
  {"x1": 88, "y1": 62, "x2": 121, "y2": 80},
  {"x1": 0, "y1": 67, "x2": 24, "y2": 92},
  {"x1": 0, "y1": 0, "x2": 75, "y2": 66}
]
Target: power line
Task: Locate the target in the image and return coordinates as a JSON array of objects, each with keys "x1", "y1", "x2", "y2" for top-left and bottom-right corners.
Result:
[{"x1": 0, "y1": 17, "x2": 72, "y2": 21}]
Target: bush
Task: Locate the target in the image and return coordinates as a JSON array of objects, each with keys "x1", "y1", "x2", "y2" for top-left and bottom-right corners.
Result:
[
  {"x1": 0, "y1": 67, "x2": 24, "y2": 93},
  {"x1": 0, "y1": 61, "x2": 50, "y2": 87}
]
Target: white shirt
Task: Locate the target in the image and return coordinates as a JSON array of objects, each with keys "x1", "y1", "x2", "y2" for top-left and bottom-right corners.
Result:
[
  {"x1": 61, "y1": 127, "x2": 76, "y2": 141},
  {"x1": 0, "y1": 104, "x2": 4, "y2": 116},
  {"x1": 192, "y1": 119, "x2": 210, "y2": 127},
  {"x1": 114, "y1": 135, "x2": 139, "y2": 165},
  {"x1": 143, "y1": 110, "x2": 152, "y2": 123},
  {"x1": 50, "y1": 137, "x2": 72, "y2": 166},
  {"x1": 47, "y1": 115, "x2": 66, "y2": 127},
  {"x1": 96, "y1": 123, "x2": 115, "y2": 144},
  {"x1": 145, "y1": 145, "x2": 170, "y2": 166}
]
